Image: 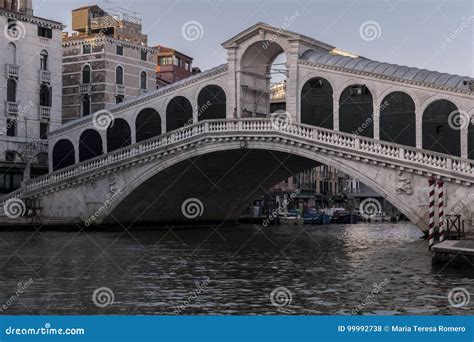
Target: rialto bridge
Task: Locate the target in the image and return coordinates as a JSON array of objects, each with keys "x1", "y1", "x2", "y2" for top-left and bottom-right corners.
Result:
[{"x1": 1, "y1": 23, "x2": 474, "y2": 230}]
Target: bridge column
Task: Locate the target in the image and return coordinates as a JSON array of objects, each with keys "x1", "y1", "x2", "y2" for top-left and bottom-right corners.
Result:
[
  {"x1": 333, "y1": 99, "x2": 339, "y2": 131},
  {"x1": 461, "y1": 125, "x2": 468, "y2": 158},
  {"x1": 416, "y1": 108, "x2": 422, "y2": 149},
  {"x1": 226, "y1": 47, "x2": 238, "y2": 118},
  {"x1": 373, "y1": 106, "x2": 380, "y2": 140},
  {"x1": 285, "y1": 41, "x2": 300, "y2": 123}
]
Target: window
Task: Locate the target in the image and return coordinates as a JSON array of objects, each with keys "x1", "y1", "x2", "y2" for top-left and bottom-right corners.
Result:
[
  {"x1": 141, "y1": 51, "x2": 147, "y2": 61},
  {"x1": 5, "y1": 151, "x2": 16, "y2": 162},
  {"x1": 116, "y1": 45, "x2": 123, "y2": 56},
  {"x1": 6, "y1": 119, "x2": 16, "y2": 137},
  {"x1": 40, "y1": 122, "x2": 49, "y2": 139},
  {"x1": 140, "y1": 71, "x2": 147, "y2": 90},
  {"x1": 7, "y1": 43, "x2": 16, "y2": 65},
  {"x1": 83, "y1": 44, "x2": 91, "y2": 54},
  {"x1": 115, "y1": 66, "x2": 123, "y2": 85},
  {"x1": 116, "y1": 95, "x2": 124, "y2": 104},
  {"x1": 40, "y1": 84, "x2": 52, "y2": 107},
  {"x1": 40, "y1": 50, "x2": 48, "y2": 71},
  {"x1": 7, "y1": 79, "x2": 16, "y2": 102},
  {"x1": 82, "y1": 95, "x2": 91, "y2": 116},
  {"x1": 0, "y1": 172, "x2": 23, "y2": 193},
  {"x1": 185, "y1": 62, "x2": 190, "y2": 71},
  {"x1": 82, "y1": 65, "x2": 91, "y2": 84},
  {"x1": 174, "y1": 57, "x2": 181, "y2": 67},
  {"x1": 37, "y1": 26, "x2": 52, "y2": 38},
  {"x1": 158, "y1": 57, "x2": 173, "y2": 65}
]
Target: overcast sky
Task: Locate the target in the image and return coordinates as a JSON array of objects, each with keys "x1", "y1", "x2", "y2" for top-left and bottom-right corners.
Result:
[{"x1": 35, "y1": 0, "x2": 473, "y2": 76}]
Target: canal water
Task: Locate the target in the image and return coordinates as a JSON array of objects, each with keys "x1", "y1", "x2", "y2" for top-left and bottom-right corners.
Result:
[{"x1": 0, "y1": 223, "x2": 473, "y2": 315}]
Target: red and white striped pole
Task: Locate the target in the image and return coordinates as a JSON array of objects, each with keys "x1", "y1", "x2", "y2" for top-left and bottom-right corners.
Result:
[
  {"x1": 438, "y1": 180, "x2": 445, "y2": 242},
  {"x1": 428, "y1": 178, "x2": 436, "y2": 250}
]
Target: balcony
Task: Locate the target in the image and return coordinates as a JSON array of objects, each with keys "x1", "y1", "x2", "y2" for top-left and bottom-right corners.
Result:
[
  {"x1": 39, "y1": 106, "x2": 51, "y2": 120},
  {"x1": 6, "y1": 101, "x2": 19, "y2": 115},
  {"x1": 6, "y1": 64, "x2": 19, "y2": 78},
  {"x1": 115, "y1": 84, "x2": 125, "y2": 96},
  {"x1": 79, "y1": 84, "x2": 91, "y2": 94},
  {"x1": 39, "y1": 70, "x2": 51, "y2": 83}
]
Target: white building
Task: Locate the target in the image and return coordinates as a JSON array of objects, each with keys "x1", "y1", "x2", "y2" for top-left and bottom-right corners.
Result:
[{"x1": 0, "y1": 0, "x2": 63, "y2": 193}]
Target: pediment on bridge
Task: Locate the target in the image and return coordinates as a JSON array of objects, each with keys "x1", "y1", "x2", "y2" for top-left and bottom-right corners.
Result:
[{"x1": 221, "y1": 22, "x2": 334, "y2": 51}]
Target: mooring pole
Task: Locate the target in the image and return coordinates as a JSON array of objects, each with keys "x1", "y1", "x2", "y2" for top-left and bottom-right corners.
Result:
[
  {"x1": 428, "y1": 178, "x2": 436, "y2": 250},
  {"x1": 438, "y1": 180, "x2": 445, "y2": 242}
]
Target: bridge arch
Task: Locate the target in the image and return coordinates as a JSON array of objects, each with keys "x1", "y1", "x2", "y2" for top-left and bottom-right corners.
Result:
[
  {"x1": 52, "y1": 139, "x2": 75, "y2": 171},
  {"x1": 196, "y1": 84, "x2": 227, "y2": 121},
  {"x1": 166, "y1": 96, "x2": 193, "y2": 131},
  {"x1": 379, "y1": 91, "x2": 416, "y2": 147},
  {"x1": 422, "y1": 99, "x2": 461, "y2": 156},
  {"x1": 300, "y1": 77, "x2": 334, "y2": 129},
  {"x1": 135, "y1": 108, "x2": 162, "y2": 142},
  {"x1": 339, "y1": 84, "x2": 374, "y2": 137},
  {"x1": 107, "y1": 118, "x2": 132, "y2": 152},
  {"x1": 79, "y1": 129, "x2": 103, "y2": 162}
]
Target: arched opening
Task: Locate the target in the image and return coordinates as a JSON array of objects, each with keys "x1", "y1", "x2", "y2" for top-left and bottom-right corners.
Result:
[
  {"x1": 136, "y1": 108, "x2": 162, "y2": 142},
  {"x1": 107, "y1": 118, "x2": 131, "y2": 152},
  {"x1": 40, "y1": 84, "x2": 52, "y2": 107},
  {"x1": 7, "y1": 43, "x2": 16, "y2": 65},
  {"x1": 7, "y1": 79, "x2": 16, "y2": 102},
  {"x1": 166, "y1": 96, "x2": 192, "y2": 131},
  {"x1": 82, "y1": 64, "x2": 91, "y2": 84},
  {"x1": 380, "y1": 91, "x2": 416, "y2": 147},
  {"x1": 300, "y1": 77, "x2": 333, "y2": 129},
  {"x1": 140, "y1": 71, "x2": 147, "y2": 90},
  {"x1": 79, "y1": 129, "x2": 103, "y2": 162},
  {"x1": 468, "y1": 121, "x2": 474, "y2": 160},
  {"x1": 116, "y1": 66, "x2": 124, "y2": 85},
  {"x1": 197, "y1": 85, "x2": 226, "y2": 121},
  {"x1": 40, "y1": 50, "x2": 48, "y2": 71},
  {"x1": 240, "y1": 41, "x2": 287, "y2": 117},
  {"x1": 52, "y1": 139, "x2": 75, "y2": 171},
  {"x1": 339, "y1": 84, "x2": 374, "y2": 138},
  {"x1": 422, "y1": 99, "x2": 460, "y2": 156}
]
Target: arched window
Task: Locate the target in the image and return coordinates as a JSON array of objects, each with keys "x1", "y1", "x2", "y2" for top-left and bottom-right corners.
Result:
[
  {"x1": 7, "y1": 43, "x2": 16, "y2": 65},
  {"x1": 136, "y1": 108, "x2": 162, "y2": 142},
  {"x1": 40, "y1": 50, "x2": 48, "y2": 71},
  {"x1": 79, "y1": 129, "x2": 103, "y2": 162},
  {"x1": 300, "y1": 77, "x2": 333, "y2": 129},
  {"x1": 339, "y1": 84, "x2": 374, "y2": 138},
  {"x1": 422, "y1": 99, "x2": 460, "y2": 156},
  {"x1": 166, "y1": 96, "x2": 192, "y2": 131},
  {"x1": 82, "y1": 64, "x2": 91, "y2": 84},
  {"x1": 380, "y1": 92, "x2": 416, "y2": 147},
  {"x1": 82, "y1": 94, "x2": 91, "y2": 116},
  {"x1": 197, "y1": 85, "x2": 226, "y2": 121},
  {"x1": 52, "y1": 139, "x2": 75, "y2": 171},
  {"x1": 40, "y1": 84, "x2": 52, "y2": 107},
  {"x1": 140, "y1": 71, "x2": 147, "y2": 90},
  {"x1": 116, "y1": 66, "x2": 123, "y2": 85},
  {"x1": 7, "y1": 79, "x2": 16, "y2": 102},
  {"x1": 469, "y1": 121, "x2": 474, "y2": 160},
  {"x1": 107, "y1": 118, "x2": 131, "y2": 152}
]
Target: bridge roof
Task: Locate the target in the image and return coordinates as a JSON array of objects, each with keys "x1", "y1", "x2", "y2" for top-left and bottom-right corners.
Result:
[{"x1": 300, "y1": 50, "x2": 472, "y2": 92}]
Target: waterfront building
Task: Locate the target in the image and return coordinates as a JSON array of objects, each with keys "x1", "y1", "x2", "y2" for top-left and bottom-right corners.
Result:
[
  {"x1": 0, "y1": 0, "x2": 63, "y2": 193},
  {"x1": 155, "y1": 46, "x2": 198, "y2": 88},
  {"x1": 62, "y1": 5, "x2": 158, "y2": 123}
]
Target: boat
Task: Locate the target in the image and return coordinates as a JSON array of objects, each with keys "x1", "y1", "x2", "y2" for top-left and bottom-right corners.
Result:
[
  {"x1": 331, "y1": 210, "x2": 361, "y2": 224},
  {"x1": 303, "y1": 209, "x2": 332, "y2": 225},
  {"x1": 278, "y1": 212, "x2": 304, "y2": 225}
]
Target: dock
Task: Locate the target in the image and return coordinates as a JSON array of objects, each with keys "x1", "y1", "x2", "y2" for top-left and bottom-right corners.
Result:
[{"x1": 432, "y1": 240, "x2": 474, "y2": 265}]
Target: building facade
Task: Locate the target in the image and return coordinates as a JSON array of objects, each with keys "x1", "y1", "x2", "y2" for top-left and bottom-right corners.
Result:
[
  {"x1": 62, "y1": 5, "x2": 157, "y2": 122},
  {"x1": 0, "y1": 1, "x2": 63, "y2": 193},
  {"x1": 155, "y1": 46, "x2": 197, "y2": 88}
]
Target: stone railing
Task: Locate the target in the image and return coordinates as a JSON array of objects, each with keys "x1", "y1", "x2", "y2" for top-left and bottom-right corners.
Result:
[{"x1": 2, "y1": 119, "x2": 474, "y2": 203}]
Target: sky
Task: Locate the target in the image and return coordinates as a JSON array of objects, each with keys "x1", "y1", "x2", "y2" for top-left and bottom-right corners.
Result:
[{"x1": 35, "y1": 0, "x2": 473, "y2": 77}]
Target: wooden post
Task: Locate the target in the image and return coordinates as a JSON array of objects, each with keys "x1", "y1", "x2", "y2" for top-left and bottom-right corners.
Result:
[
  {"x1": 428, "y1": 178, "x2": 436, "y2": 250},
  {"x1": 438, "y1": 180, "x2": 445, "y2": 242}
]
